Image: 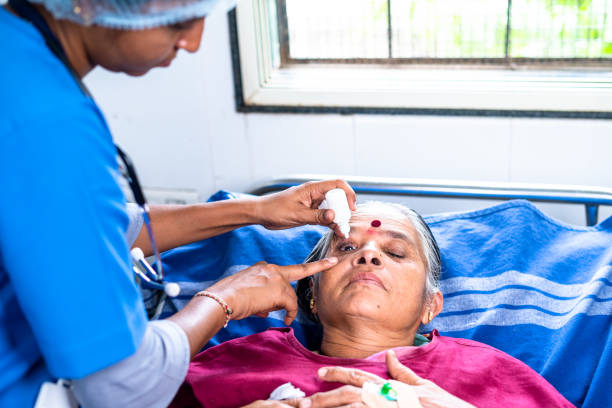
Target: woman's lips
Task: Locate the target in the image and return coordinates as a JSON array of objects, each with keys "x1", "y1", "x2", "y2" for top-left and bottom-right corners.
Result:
[{"x1": 348, "y1": 272, "x2": 386, "y2": 290}]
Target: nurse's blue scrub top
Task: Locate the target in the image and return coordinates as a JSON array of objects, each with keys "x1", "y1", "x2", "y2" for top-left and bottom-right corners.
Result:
[{"x1": 0, "y1": 7, "x2": 148, "y2": 406}]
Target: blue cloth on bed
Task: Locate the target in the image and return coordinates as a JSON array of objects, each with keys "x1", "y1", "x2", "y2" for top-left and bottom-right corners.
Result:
[
  {"x1": 422, "y1": 201, "x2": 612, "y2": 408},
  {"x1": 160, "y1": 192, "x2": 612, "y2": 407}
]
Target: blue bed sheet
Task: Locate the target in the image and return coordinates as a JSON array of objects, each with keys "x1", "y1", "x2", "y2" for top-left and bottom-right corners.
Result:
[{"x1": 159, "y1": 191, "x2": 612, "y2": 407}]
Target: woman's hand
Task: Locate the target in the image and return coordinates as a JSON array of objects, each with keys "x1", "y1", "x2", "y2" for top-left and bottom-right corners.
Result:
[
  {"x1": 317, "y1": 350, "x2": 475, "y2": 408},
  {"x1": 381, "y1": 350, "x2": 474, "y2": 408},
  {"x1": 241, "y1": 401, "x2": 296, "y2": 408},
  {"x1": 271, "y1": 385, "x2": 365, "y2": 408},
  {"x1": 206, "y1": 258, "x2": 338, "y2": 325},
  {"x1": 241, "y1": 386, "x2": 366, "y2": 408},
  {"x1": 295, "y1": 385, "x2": 365, "y2": 408},
  {"x1": 254, "y1": 180, "x2": 356, "y2": 235}
]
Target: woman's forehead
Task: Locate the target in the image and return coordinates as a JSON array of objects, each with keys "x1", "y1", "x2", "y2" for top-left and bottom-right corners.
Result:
[
  {"x1": 330, "y1": 209, "x2": 419, "y2": 247},
  {"x1": 348, "y1": 217, "x2": 417, "y2": 244},
  {"x1": 349, "y1": 208, "x2": 415, "y2": 232}
]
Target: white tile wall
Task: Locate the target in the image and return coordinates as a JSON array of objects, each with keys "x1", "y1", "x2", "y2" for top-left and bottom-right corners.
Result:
[
  {"x1": 84, "y1": 11, "x2": 612, "y2": 226},
  {"x1": 200, "y1": 16, "x2": 253, "y2": 194},
  {"x1": 247, "y1": 114, "x2": 355, "y2": 182},
  {"x1": 354, "y1": 115, "x2": 512, "y2": 180},
  {"x1": 509, "y1": 118, "x2": 612, "y2": 187}
]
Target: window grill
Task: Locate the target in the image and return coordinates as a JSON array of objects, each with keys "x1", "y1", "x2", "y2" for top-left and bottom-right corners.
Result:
[{"x1": 275, "y1": 0, "x2": 612, "y2": 67}]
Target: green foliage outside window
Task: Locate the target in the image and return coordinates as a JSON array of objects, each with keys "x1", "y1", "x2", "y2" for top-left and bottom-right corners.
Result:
[{"x1": 284, "y1": 0, "x2": 612, "y2": 60}]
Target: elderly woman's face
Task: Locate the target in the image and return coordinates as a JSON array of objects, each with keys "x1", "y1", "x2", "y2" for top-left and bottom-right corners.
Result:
[{"x1": 314, "y1": 210, "x2": 431, "y2": 331}]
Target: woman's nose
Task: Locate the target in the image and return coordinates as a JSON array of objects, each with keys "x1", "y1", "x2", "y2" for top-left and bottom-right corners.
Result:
[
  {"x1": 176, "y1": 18, "x2": 205, "y2": 53},
  {"x1": 353, "y1": 245, "x2": 383, "y2": 267}
]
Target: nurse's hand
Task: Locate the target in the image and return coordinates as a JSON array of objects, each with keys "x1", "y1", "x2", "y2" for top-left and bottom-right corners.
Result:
[
  {"x1": 255, "y1": 180, "x2": 356, "y2": 236},
  {"x1": 206, "y1": 258, "x2": 338, "y2": 325},
  {"x1": 169, "y1": 257, "x2": 337, "y2": 359},
  {"x1": 317, "y1": 350, "x2": 475, "y2": 408}
]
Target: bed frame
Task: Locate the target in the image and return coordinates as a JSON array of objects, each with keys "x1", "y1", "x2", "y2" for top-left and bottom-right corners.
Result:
[{"x1": 249, "y1": 174, "x2": 612, "y2": 226}]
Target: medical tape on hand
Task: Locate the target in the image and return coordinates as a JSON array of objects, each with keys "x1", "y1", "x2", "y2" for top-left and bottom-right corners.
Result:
[{"x1": 361, "y1": 381, "x2": 422, "y2": 408}]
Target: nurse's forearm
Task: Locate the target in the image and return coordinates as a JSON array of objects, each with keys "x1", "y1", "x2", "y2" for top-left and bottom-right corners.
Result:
[
  {"x1": 132, "y1": 180, "x2": 355, "y2": 255},
  {"x1": 133, "y1": 199, "x2": 260, "y2": 256},
  {"x1": 167, "y1": 296, "x2": 227, "y2": 358}
]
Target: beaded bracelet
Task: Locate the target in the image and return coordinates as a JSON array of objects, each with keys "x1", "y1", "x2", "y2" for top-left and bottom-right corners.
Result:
[{"x1": 195, "y1": 291, "x2": 233, "y2": 328}]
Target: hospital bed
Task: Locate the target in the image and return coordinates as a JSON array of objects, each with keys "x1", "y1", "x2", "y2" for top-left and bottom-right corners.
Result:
[{"x1": 157, "y1": 176, "x2": 612, "y2": 408}]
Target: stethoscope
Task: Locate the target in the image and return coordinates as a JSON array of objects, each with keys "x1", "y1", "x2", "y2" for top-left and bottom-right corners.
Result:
[{"x1": 8, "y1": 0, "x2": 180, "y2": 317}]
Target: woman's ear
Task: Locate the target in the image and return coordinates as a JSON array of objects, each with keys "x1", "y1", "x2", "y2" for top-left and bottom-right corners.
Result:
[{"x1": 421, "y1": 291, "x2": 444, "y2": 325}]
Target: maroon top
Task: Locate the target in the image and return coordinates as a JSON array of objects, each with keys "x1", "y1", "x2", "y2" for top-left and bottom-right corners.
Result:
[{"x1": 171, "y1": 328, "x2": 574, "y2": 408}]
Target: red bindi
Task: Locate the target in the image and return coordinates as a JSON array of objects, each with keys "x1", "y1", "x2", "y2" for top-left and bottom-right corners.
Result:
[{"x1": 370, "y1": 220, "x2": 381, "y2": 228}]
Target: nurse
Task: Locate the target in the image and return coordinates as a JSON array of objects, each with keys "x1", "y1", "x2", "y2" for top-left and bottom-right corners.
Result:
[{"x1": 0, "y1": 0, "x2": 356, "y2": 407}]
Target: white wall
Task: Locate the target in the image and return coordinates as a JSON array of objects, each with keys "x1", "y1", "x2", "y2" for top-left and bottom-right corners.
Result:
[{"x1": 84, "y1": 10, "x2": 612, "y2": 225}]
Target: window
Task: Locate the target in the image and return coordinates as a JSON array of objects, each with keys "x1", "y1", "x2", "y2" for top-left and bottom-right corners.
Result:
[
  {"x1": 280, "y1": 0, "x2": 611, "y2": 63},
  {"x1": 230, "y1": 0, "x2": 612, "y2": 116}
]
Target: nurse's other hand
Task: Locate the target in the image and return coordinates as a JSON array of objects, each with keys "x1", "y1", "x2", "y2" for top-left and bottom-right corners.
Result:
[
  {"x1": 206, "y1": 258, "x2": 338, "y2": 325},
  {"x1": 318, "y1": 350, "x2": 475, "y2": 408},
  {"x1": 255, "y1": 180, "x2": 356, "y2": 234}
]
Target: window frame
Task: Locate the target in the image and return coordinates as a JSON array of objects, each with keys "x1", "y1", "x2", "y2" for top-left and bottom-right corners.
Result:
[{"x1": 228, "y1": 1, "x2": 612, "y2": 119}]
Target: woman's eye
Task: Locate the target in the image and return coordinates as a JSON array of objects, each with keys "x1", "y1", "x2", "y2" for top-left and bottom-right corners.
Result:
[
  {"x1": 387, "y1": 250, "x2": 405, "y2": 259},
  {"x1": 339, "y1": 243, "x2": 356, "y2": 252}
]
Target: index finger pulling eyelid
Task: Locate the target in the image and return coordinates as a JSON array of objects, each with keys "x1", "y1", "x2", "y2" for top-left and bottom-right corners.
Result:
[{"x1": 286, "y1": 258, "x2": 338, "y2": 281}]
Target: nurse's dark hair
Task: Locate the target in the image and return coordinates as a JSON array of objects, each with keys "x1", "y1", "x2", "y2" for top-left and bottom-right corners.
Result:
[{"x1": 296, "y1": 202, "x2": 442, "y2": 323}]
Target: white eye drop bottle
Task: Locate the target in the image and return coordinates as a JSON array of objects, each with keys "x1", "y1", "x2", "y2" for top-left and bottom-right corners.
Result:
[{"x1": 319, "y1": 188, "x2": 351, "y2": 238}]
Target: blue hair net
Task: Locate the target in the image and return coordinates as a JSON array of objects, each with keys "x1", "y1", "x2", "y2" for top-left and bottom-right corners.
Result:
[{"x1": 30, "y1": 0, "x2": 236, "y2": 29}]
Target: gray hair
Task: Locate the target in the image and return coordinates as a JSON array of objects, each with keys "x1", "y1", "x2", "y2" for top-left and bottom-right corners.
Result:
[{"x1": 297, "y1": 201, "x2": 441, "y2": 322}]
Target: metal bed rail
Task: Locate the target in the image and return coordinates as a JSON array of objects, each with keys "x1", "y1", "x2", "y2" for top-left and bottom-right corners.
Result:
[{"x1": 249, "y1": 174, "x2": 612, "y2": 226}]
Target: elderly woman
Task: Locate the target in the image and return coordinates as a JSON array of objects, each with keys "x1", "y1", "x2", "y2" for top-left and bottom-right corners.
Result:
[{"x1": 171, "y1": 202, "x2": 574, "y2": 408}]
